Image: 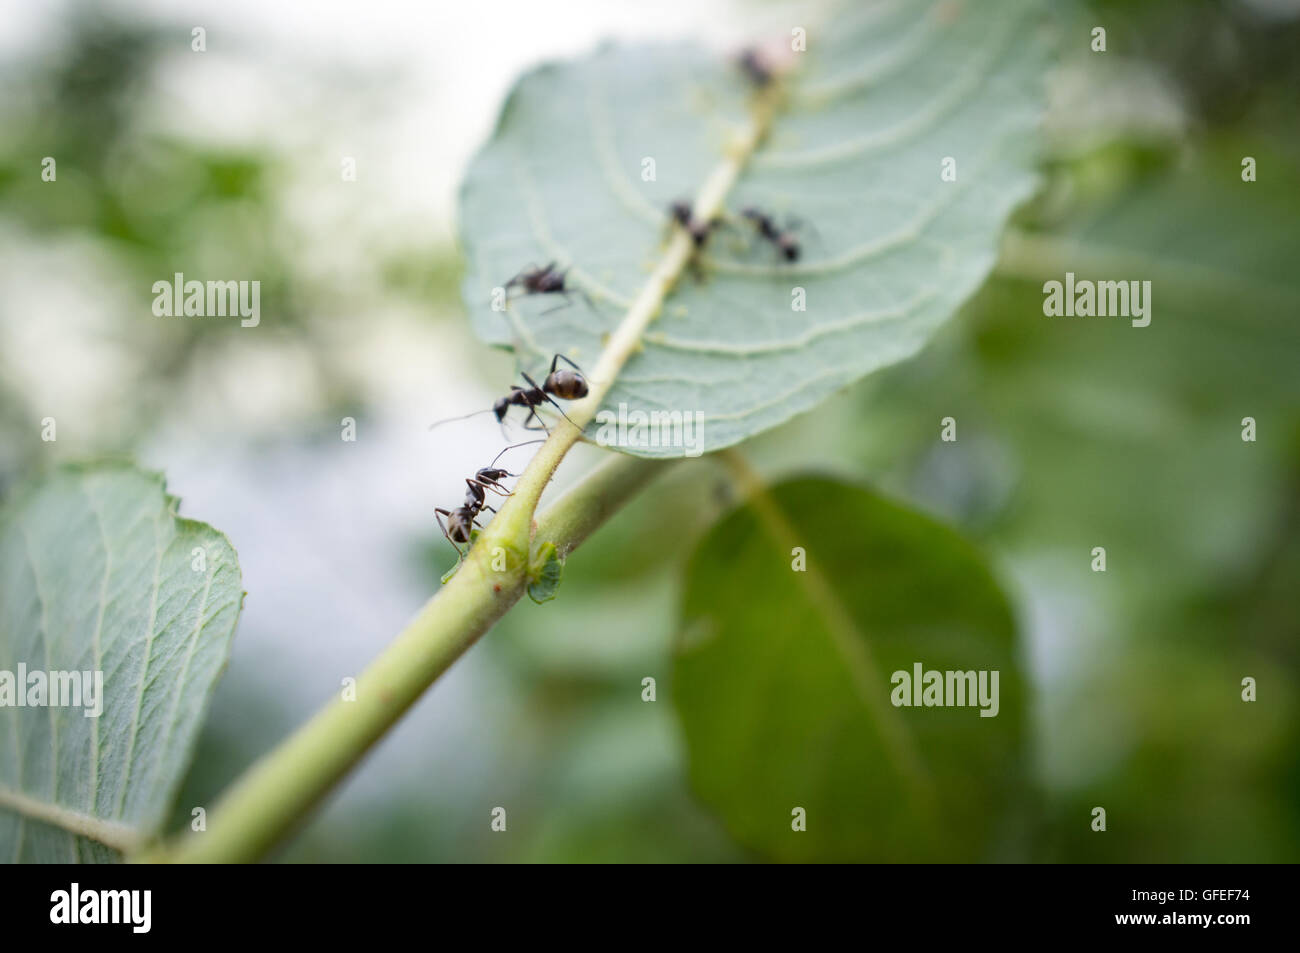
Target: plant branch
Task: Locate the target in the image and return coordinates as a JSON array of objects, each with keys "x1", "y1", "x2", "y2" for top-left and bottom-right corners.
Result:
[
  {"x1": 143, "y1": 91, "x2": 778, "y2": 864},
  {"x1": 144, "y1": 453, "x2": 671, "y2": 863}
]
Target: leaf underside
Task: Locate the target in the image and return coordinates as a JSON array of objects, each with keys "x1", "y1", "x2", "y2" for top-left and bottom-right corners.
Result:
[
  {"x1": 0, "y1": 463, "x2": 242, "y2": 861},
  {"x1": 459, "y1": 0, "x2": 1053, "y2": 456}
]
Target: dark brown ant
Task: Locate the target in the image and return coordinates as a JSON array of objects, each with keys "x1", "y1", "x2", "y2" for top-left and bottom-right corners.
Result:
[
  {"x1": 493, "y1": 353, "x2": 588, "y2": 432},
  {"x1": 668, "y1": 200, "x2": 720, "y2": 248},
  {"x1": 429, "y1": 353, "x2": 589, "y2": 436},
  {"x1": 741, "y1": 207, "x2": 806, "y2": 262},
  {"x1": 436, "y1": 439, "x2": 543, "y2": 559},
  {"x1": 502, "y1": 262, "x2": 596, "y2": 316},
  {"x1": 738, "y1": 48, "x2": 774, "y2": 88},
  {"x1": 668, "y1": 199, "x2": 727, "y2": 282}
]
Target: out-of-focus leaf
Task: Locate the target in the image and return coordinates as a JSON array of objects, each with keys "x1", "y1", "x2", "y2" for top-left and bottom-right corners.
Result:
[{"x1": 673, "y1": 477, "x2": 1027, "y2": 861}]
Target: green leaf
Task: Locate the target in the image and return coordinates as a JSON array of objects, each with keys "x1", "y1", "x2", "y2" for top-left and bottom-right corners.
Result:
[
  {"x1": 673, "y1": 477, "x2": 1027, "y2": 861},
  {"x1": 527, "y1": 541, "x2": 564, "y2": 604},
  {"x1": 459, "y1": 0, "x2": 1055, "y2": 456},
  {"x1": 0, "y1": 462, "x2": 243, "y2": 861}
]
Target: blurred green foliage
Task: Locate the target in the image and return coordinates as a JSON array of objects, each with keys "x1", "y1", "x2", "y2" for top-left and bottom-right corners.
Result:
[{"x1": 676, "y1": 477, "x2": 1029, "y2": 862}]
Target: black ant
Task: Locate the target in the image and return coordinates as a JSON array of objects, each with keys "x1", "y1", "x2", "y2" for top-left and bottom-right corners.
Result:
[
  {"x1": 502, "y1": 262, "x2": 596, "y2": 316},
  {"x1": 436, "y1": 439, "x2": 543, "y2": 559},
  {"x1": 668, "y1": 200, "x2": 721, "y2": 248},
  {"x1": 738, "y1": 48, "x2": 774, "y2": 88},
  {"x1": 741, "y1": 207, "x2": 805, "y2": 262},
  {"x1": 429, "y1": 353, "x2": 589, "y2": 436},
  {"x1": 668, "y1": 199, "x2": 727, "y2": 281}
]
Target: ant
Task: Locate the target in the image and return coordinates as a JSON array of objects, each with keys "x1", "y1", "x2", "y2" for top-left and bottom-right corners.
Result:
[
  {"x1": 668, "y1": 200, "x2": 721, "y2": 248},
  {"x1": 429, "y1": 353, "x2": 589, "y2": 436},
  {"x1": 436, "y1": 439, "x2": 543, "y2": 559},
  {"x1": 740, "y1": 207, "x2": 806, "y2": 262},
  {"x1": 668, "y1": 199, "x2": 727, "y2": 281},
  {"x1": 502, "y1": 262, "x2": 596, "y2": 316},
  {"x1": 738, "y1": 48, "x2": 774, "y2": 88}
]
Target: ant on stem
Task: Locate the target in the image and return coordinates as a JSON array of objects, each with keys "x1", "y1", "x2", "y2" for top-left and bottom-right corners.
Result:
[
  {"x1": 668, "y1": 200, "x2": 722, "y2": 248},
  {"x1": 668, "y1": 199, "x2": 726, "y2": 281},
  {"x1": 429, "y1": 353, "x2": 589, "y2": 437},
  {"x1": 435, "y1": 439, "x2": 544, "y2": 560}
]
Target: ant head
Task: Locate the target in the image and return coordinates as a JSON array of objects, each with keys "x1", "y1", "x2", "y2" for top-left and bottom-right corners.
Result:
[
  {"x1": 546, "y1": 368, "x2": 588, "y2": 400},
  {"x1": 781, "y1": 240, "x2": 800, "y2": 262},
  {"x1": 669, "y1": 200, "x2": 692, "y2": 225},
  {"x1": 478, "y1": 467, "x2": 509, "y2": 482}
]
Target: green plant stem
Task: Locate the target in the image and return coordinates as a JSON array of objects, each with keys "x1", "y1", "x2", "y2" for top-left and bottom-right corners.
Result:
[
  {"x1": 537, "y1": 452, "x2": 679, "y2": 559},
  {"x1": 144, "y1": 453, "x2": 672, "y2": 863}
]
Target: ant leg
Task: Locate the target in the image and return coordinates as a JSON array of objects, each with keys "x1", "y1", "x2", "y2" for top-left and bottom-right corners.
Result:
[
  {"x1": 576, "y1": 288, "x2": 599, "y2": 316},
  {"x1": 522, "y1": 371, "x2": 580, "y2": 429},
  {"x1": 520, "y1": 372, "x2": 579, "y2": 430},
  {"x1": 504, "y1": 263, "x2": 542, "y2": 289},
  {"x1": 469, "y1": 475, "x2": 512, "y2": 499},
  {"x1": 542, "y1": 392, "x2": 583, "y2": 431},
  {"x1": 551, "y1": 354, "x2": 585, "y2": 374},
  {"x1": 538, "y1": 294, "x2": 574, "y2": 317},
  {"x1": 520, "y1": 405, "x2": 551, "y2": 433}
]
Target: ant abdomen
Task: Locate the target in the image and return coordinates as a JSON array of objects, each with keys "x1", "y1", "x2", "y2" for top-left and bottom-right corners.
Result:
[{"x1": 546, "y1": 368, "x2": 588, "y2": 400}]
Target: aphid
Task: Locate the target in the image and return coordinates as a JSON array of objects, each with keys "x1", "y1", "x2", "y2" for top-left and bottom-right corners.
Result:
[
  {"x1": 741, "y1": 206, "x2": 804, "y2": 262},
  {"x1": 738, "y1": 48, "x2": 774, "y2": 87},
  {"x1": 436, "y1": 440, "x2": 543, "y2": 558},
  {"x1": 502, "y1": 262, "x2": 596, "y2": 316},
  {"x1": 429, "y1": 353, "x2": 589, "y2": 435}
]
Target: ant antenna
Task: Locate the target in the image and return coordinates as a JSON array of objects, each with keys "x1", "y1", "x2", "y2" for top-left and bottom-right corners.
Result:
[
  {"x1": 490, "y1": 438, "x2": 546, "y2": 470},
  {"x1": 429, "y1": 408, "x2": 495, "y2": 431}
]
